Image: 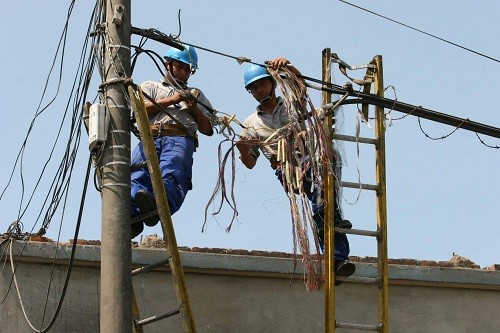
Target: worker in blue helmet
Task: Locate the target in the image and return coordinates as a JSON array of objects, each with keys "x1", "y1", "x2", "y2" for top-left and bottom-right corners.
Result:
[
  {"x1": 236, "y1": 58, "x2": 355, "y2": 284},
  {"x1": 163, "y1": 44, "x2": 198, "y2": 85},
  {"x1": 130, "y1": 44, "x2": 214, "y2": 239}
]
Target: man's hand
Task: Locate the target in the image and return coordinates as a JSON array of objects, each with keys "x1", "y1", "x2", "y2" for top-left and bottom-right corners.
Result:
[
  {"x1": 236, "y1": 139, "x2": 250, "y2": 153},
  {"x1": 182, "y1": 89, "x2": 199, "y2": 110},
  {"x1": 266, "y1": 57, "x2": 291, "y2": 70},
  {"x1": 236, "y1": 136, "x2": 259, "y2": 153},
  {"x1": 236, "y1": 137, "x2": 258, "y2": 169}
]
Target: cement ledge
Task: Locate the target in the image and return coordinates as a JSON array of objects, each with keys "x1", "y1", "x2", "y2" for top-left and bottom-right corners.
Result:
[{"x1": 5, "y1": 240, "x2": 500, "y2": 290}]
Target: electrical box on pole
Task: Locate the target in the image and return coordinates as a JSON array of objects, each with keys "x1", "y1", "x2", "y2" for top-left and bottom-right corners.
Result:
[{"x1": 88, "y1": 104, "x2": 107, "y2": 151}]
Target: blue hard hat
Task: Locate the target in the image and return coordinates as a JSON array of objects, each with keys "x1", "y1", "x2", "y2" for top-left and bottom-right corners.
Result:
[
  {"x1": 244, "y1": 64, "x2": 271, "y2": 89},
  {"x1": 163, "y1": 44, "x2": 198, "y2": 69}
]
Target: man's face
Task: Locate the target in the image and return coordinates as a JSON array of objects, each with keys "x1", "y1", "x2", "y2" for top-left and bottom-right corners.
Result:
[
  {"x1": 248, "y1": 78, "x2": 273, "y2": 101},
  {"x1": 166, "y1": 60, "x2": 192, "y2": 83}
]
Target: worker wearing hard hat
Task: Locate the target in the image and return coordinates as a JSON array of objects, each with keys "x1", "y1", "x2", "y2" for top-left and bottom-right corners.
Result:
[
  {"x1": 130, "y1": 45, "x2": 214, "y2": 238},
  {"x1": 236, "y1": 58, "x2": 355, "y2": 283}
]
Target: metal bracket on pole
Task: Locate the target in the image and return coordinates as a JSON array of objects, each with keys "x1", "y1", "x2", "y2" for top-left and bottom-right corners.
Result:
[{"x1": 113, "y1": 5, "x2": 124, "y2": 25}]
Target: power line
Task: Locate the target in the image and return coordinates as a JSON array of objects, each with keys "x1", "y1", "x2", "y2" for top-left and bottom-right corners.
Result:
[{"x1": 339, "y1": 0, "x2": 500, "y2": 64}]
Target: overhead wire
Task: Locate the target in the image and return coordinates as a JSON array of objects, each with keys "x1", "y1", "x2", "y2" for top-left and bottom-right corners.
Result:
[
  {"x1": 2, "y1": 3, "x2": 499, "y2": 321},
  {"x1": 0, "y1": 0, "x2": 100, "y2": 236},
  {"x1": 157, "y1": 31, "x2": 500, "y2": 148},
  {"x1": 0, "y1": 0, "x2": 77, "y2": 215},
  {"x1": 2, "y1": 7, "x2": 496, "y2": 239},
  {"x1": 297, "y1": 71, "x2": 500, "y2": 147},
  {"x1": 8, "y1": 155, "x2": 93, "y2": 333},
  {"x1": 338, "y1": 0, "x2": 500, "y2": 64},
  {"x1": 0, "y1": 1, "x2": 104, "y2": 331},
  {"x1": 141, "y1": 28, "x2": 500, "y2": 243}
]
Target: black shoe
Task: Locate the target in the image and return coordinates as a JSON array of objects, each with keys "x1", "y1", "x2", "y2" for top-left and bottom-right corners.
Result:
[
  {"x1": 131, "y1": 221, "x2": 144, "y2": 239},
  {"x1": 135, "y1": 190, "x2": 158, "y2": 227},
  {"x1": 335, "y1": 219, "x2": 352, "y2": 229},
  {"x1": 334, "y1": 260, "x2": 356, "y2": 286}
]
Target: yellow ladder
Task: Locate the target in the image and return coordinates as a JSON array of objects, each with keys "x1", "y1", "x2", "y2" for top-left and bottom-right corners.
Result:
[
  {"x1": 322, "y1": 49, "x2": 389, "y2": 332},
  {"x1": 128, "y1": 85, "x2": 196, "y2": 333}
]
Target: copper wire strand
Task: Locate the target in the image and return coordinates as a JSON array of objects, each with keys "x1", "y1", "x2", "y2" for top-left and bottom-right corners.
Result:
[{"x1": 268, "y1": 67, "x2": 331, "y2": 290}]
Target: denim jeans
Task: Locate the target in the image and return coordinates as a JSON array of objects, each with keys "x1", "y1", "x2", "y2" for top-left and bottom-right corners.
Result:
[
  {"x1": 131, "y1": 136, "x2": 195, "y2": 217},
  {"x1": 275, "y1": 163, "x2": 350, "y2": 261}
]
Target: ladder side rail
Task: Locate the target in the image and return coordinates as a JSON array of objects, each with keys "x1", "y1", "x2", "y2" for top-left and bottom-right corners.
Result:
[
  {"x1": 131, "y1": 286, "x2": 144, "y2": 333},
  {"x1": 374, "y1": 55, "x2": 390, "y2": 333},
  {"x1": 322, "y1": 48, "x2": 336, "y2": 333},
  {"x1": 128, "y1": 86, "x2": 196, "y2": 332}
]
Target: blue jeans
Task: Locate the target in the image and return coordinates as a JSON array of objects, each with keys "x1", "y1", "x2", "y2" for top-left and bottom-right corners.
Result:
[
  {"x1": 131, "y1": 136, "x2": 195, "y2": 217},
  {"x1": 275, "y1": 165, "x2": 350, "y2": 261}
]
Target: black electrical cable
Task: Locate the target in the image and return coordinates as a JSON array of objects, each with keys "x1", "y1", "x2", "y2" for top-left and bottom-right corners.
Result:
[
  {"x1": 131, "y1": 47, "x2": 165, "y2": 77},
  {"x1": 339, "y1": 0, "x2": 500, "y2": 64},
  {"x1": 35, "y1": 155, "x2": 93, "y2": 332}
]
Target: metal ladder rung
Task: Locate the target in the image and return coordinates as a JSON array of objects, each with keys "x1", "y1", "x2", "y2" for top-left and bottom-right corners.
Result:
[
  {"x1": 341, "y1": 181, "x2": 379, "y2": 191},
  {"x1": 333, "y1": 133, "x2": 378, "y2": 145},
  {"x1": 336, "y1": 321, "x2": 383, "y2": 331},
  {"x1": 131, "y1": 209, "x2": 159, "y2": 225},
  {"x1": 132, "y1": 258, "x2": 170, "y2": 276},
  {"x1": 335, "y1": 227, "x2": 379, "y2": 238},
  {"x1": 337, "y1": 275, "x2": 380, "y2": 284},
  {"x1": 134, "y1": 309, "x2": 181, "y2": 327}
]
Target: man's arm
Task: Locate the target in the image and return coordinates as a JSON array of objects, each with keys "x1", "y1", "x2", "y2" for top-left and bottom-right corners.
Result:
[
  {"x1": 143, "y1": 92, "x2": 183, "y2": 118},
  {"x1": 144, "y1": 91, "x2": 213, "y2": 136},
  {"x1": 236, "y1": 138, "x2": 257, "y2": 169},
  {"x1": 187, "y1": 102, "x2": 213, "y2": 136}
]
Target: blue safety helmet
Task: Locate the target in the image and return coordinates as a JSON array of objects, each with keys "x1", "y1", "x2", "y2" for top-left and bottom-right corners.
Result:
[
  {"x1": 244, "y1": 64, "x2": 271, "y2": 89},
  {"x1": 163, "y1": 44, "x2": 198, "y2": 71}
]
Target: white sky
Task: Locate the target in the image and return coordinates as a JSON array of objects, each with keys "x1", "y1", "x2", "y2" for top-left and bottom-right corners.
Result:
[{"x1": 1, "y1": 1, "x2": 499, "y2": 268}]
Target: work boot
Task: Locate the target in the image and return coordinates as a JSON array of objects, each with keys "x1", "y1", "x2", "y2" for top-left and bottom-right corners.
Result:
[
  {"x1": 335, "y1": 218, "x2": 352, "y2": 229},
  {"x1": 334, "y1": 259, "x2": 356, "y2": 286},
  {"x1": 135, "y1": 190, "x2": 158, "y2": 227},
  {"x1": 131, "y1": 221, "x2": 144, "y2": 239}
]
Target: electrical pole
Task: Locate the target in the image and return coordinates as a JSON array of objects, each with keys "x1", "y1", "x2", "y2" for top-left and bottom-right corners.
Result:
[{"x1": 100, "y1": 1, "x2": 132, "y2": 332}]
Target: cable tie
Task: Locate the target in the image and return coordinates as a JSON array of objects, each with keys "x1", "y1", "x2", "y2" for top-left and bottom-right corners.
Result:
[
  {"x1": 108, "y1": 44, "x2": 131, "y2": 50},
  {"x1": 102, "y1": 161, "x2": 130, "y2": 167},
  {"x1": 99, "y1": 77, "x2": 132, "y2": 89},
  {"x1": 101, "y1": 183, "x2": 130, "y2": 188},
  {"x1": 107, "y1": 145, "x2": 130, "y2": 151},
  {"x1": 236, "y1": 57, "x2": 251, "y2": 65}
]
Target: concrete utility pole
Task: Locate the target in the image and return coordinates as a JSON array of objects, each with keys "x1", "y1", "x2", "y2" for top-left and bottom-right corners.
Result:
[{"x1": 100, "y1": 1, "x2": 132, "y2": 332}]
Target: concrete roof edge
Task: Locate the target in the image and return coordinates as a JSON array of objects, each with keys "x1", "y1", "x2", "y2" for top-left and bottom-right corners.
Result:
[{"x1": 6, "y1": 240, "x2": 500, "y2": 288}]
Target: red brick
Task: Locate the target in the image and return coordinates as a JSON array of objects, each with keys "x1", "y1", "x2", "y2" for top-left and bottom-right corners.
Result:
[
  {"x1": 419, "y1": 260, "x2": 437, "y2": 267},
  {"x1": 436, "y1": 261, "x2": 454, "y2": 267},
  {"x1": 249, "y1": 250, "x2": 268, "y2": 257},
  {"x1": 29, "y1": 235, "x2": 51, "y2": 242},
  {"x1": 485, "y1": 264, "x2": 500, "y2": 271},
  {"x1": 191, "y1": 247, "x2": 210, "y2": 253},
  {"x1": 230, "y1": 249, "x2": 251, "y2": 256}
]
